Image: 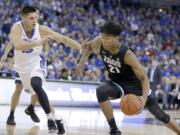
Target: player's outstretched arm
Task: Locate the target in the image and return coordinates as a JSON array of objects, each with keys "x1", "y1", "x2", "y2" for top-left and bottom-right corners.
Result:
[
  {"x1": 40, "y1": 25, "x2": 81, "y2": 50},
  {"x1": 77, "y1": 37, "x2": 101, "y2": 75},
  {"x1": 125, "y1": 50, "x2": 150, "y2": 106}
]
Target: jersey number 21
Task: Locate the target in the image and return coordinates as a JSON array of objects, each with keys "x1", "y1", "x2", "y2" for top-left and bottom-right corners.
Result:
[{"x1": 108, "y1": 65, "x2": 120, "y2": 73}]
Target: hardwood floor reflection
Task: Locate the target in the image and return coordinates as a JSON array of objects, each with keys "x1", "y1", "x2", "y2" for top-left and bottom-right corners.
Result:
[{"x1": 0, "y1": 105, "x2": 179, "y2": 135}]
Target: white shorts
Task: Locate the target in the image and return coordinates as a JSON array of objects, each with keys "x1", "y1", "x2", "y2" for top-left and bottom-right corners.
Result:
[{"x1": 18, "y1": 68, "x2": 46, "y2": 95}]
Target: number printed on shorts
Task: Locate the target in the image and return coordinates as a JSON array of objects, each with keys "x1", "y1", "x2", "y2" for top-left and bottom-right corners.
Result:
[{"x1": 108, "y1": 64, "x2": 120, "y2": 73}]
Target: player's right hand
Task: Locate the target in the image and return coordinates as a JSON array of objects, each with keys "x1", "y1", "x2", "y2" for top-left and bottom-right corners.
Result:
[
  {"x1": 41, "y1": 35, "x2": 53, "y2": 45},
  {"x1": 136, "y1": 96, "x2": 146, "y2": 114}
]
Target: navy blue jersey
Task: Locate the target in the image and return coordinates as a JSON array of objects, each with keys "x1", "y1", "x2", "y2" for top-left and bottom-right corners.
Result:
[{"x1": 100, "y1": 44, "x2": 142, "y2": 92}]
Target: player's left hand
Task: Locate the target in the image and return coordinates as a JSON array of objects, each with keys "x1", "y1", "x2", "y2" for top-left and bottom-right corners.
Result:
[
  {"x1": 81, "y1": 38, "x2": 91, "y2": 50},
  {"x1": 136, "y1": 96, "x2": 146, "y2": 114}
]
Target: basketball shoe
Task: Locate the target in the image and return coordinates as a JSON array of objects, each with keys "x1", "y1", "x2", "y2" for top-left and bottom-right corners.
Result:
[
  {"x1": 109, "y1": 128, "x2": 121, "y2": 135},
  {"x1": 55, "y1": 119, "x2": 65, "y2": 134},
  {"x1": 25, "y1": 106, "x2": 40, "y2": 123},
  {"x1": 48, "y1": 118, "x2": 57, "y2": 133},
  {"x1": 7, "y1": 115, "x2": 16, "y2": 125}
]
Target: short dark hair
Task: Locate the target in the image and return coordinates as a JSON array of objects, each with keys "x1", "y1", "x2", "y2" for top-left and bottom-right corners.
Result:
[
  {"x1": 61, "y1": 68, "x2": 68, "y2": 73},
  {"x1": 22, "y1": 5, "x2": 37, "y2": 16},
  {"x1": 100, "y1": 21, "x2": 124, "y2": 36}
]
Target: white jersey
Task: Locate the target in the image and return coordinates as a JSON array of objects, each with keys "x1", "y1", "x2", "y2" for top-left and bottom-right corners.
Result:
[{"x1": 14, "y1": 21, "x2": 45, "y2": 73}]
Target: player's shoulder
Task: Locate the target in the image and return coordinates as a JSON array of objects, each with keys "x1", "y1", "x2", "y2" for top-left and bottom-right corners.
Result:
[
  {"x1": 39, "y1": 25, "x2": 46, "y2": 29},
  {"x1": 125, "y1": 49, "x2": 135, "y2": 58},
  {"x1": 39, "y1": 25, "x2": 51, "y2": 30},
  {"x1": 124, "y1": 48, "x2": 138, "y2": 66},
  {"x1": 94, "y1": 35, "x2": 102, "y2": 42},
  {"x1": 91, "y1": 35, "x2": 102, "y2": 48},
  {"x1": 13, "y1": 21, "x2": 21, "y2": 27},
  {"x1": 11, "y1": 21, "x2": 21, "y2": 31}
]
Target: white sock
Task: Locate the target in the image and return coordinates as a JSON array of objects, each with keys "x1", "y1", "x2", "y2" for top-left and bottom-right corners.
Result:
[
  {"x1": 52, "y1": 111, "x2": 62, "y2": 120},
  {"x1": 46, "y1": 113, "x2": 53, "y2": 120}
]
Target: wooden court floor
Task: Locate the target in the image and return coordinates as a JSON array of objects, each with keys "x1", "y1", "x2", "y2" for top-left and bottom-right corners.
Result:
[{"x1": 0, "y1": 105, "x2": 179, "y2": 135}]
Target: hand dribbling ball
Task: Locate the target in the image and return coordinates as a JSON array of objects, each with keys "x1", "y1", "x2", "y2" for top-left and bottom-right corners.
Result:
[{"x1": 120, "y1": 94, "x2": 142, "y2": 116}]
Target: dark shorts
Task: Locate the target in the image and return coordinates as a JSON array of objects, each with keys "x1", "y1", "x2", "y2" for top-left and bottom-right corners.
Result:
[
  {"x1": 100, "y1": 80, "x2": 143, "y2": 100},
  {"x1": 114, "y1": 80, "x2": 142, "y2": 96}
]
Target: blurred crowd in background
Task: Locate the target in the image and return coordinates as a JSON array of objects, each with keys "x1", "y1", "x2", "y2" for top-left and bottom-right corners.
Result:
[{"x1": 0, "y1": 0, "x2": 179, "y2": 109}]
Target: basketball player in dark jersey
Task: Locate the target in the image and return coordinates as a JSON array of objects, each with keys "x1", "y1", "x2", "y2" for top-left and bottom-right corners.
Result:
[
  {"x1": 77, "y1": 21, "x2": 180, "y2": 135},
  {"x1": 0, "y1": 41, "x2": 40, "y2": 125}
]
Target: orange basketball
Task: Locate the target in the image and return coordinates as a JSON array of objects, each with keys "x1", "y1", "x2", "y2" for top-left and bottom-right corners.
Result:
[{"x1": 120, "y1": 94, "x2": 142, "y2": 116}]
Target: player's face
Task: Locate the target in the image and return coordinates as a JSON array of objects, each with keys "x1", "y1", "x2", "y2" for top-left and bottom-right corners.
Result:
[
  {"x1": 23, "y1": 12, "x2": 38, "y2": 29},
  {"x1": 101, "y1": 34, "x2": 119, "y2": 50}
]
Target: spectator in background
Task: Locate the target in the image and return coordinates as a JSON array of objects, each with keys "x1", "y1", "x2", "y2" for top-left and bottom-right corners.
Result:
[
  {"x1": 147, "y1": 58, "x2": 162, "y2": 98},
  {"x1": 156, "y1": 76, "x2": 171, "y2": 110},
  {"x1": 169, "y1": 77, "x2": 180, "y2": 109},
  {"x1": 162, "y1": 77, "x2": 171, "y2": 110},
  {"x1": 0, "y1": 0, "x2": 180, "y2": 82},
  {"x1": 61, "y1": 68, "x2": 69, "y2": 80}
]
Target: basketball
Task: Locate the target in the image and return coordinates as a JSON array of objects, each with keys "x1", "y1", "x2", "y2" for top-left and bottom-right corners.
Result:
[{"x1": 120, "y1": 94, "x2": 142, "y2": 116}]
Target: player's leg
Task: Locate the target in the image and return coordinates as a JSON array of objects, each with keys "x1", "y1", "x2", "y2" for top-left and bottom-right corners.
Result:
[
  {"x1": 25, "y1": 73, "x2": 65, "y2": 134},
  {"x1": 30, "y1": 76, "x2": 57, "y2": 132},
  {"x1": 146, "y1": 97, "x2": 180, "y2": 134},
  {"x1": 18, "y1": 70, "x2": 56, "y2": 132},
  {"x1": 25, "y1": 94, "x2": 40, "y2": 122},
  {"x1": 7, "y1": 76, "x2": 23, "y2": 125},
  {"x1": 96, "y1": 81, "x2": 123, "y2": 135},
  {"x1": 30, "y1": 55, "x2": 64, "y2": 133}
]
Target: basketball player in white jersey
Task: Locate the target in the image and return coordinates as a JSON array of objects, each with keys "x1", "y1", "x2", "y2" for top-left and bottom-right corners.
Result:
[
  {"x1": 10, "y1": 5, "x2": 81, "y2": 134},
  {"x1": 0, "y1": 41, "x2": 64, "y2": 129},
  {"x1": 1, "y1": 9, "x2": 46, "y2": 125}
]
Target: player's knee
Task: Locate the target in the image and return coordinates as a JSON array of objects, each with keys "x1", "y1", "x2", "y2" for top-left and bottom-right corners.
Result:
[
  {"x1": 15, "y1": 83, "x2": 23, "y2": 93},
  {"x1": 31, "y1": 77, "x2": 42, "y2": 92},
  {"x1": 96, "y1": 85, "x2": 108, "y2": 103},
  {"x1": 146, "y1": 98, "x2": 170, "y2": 123}
]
